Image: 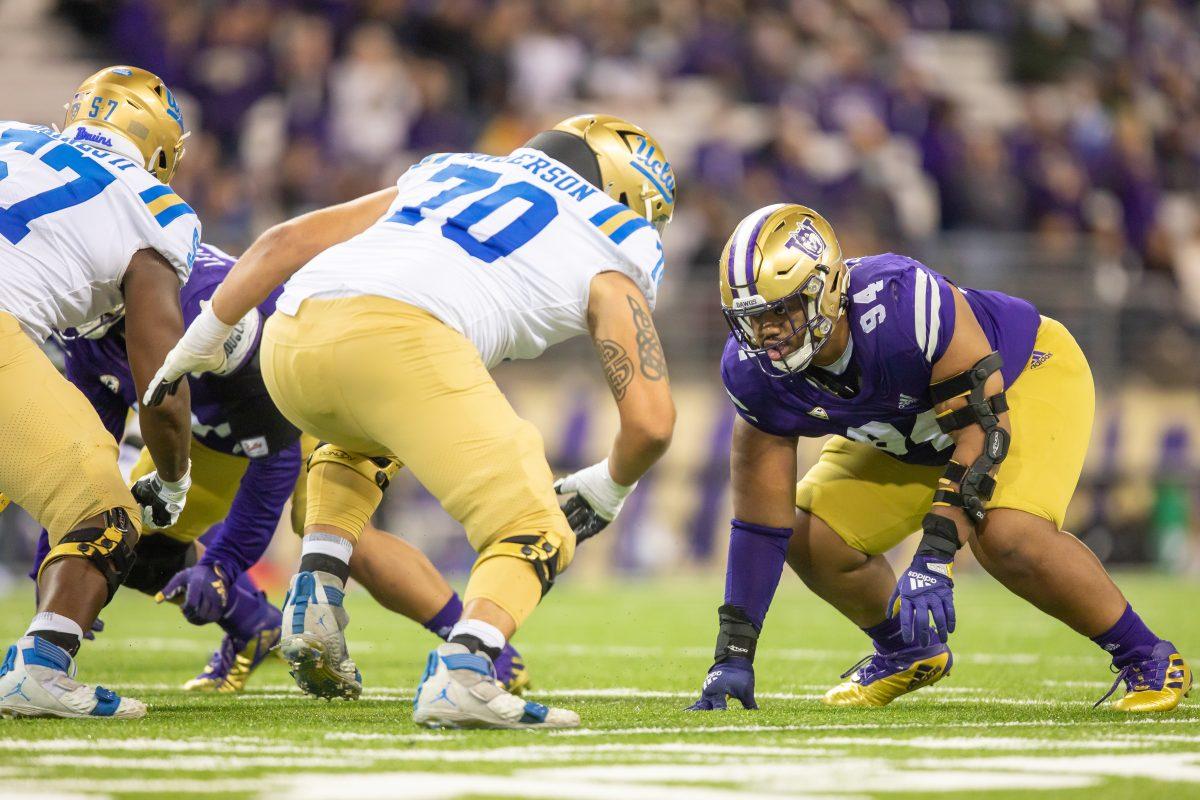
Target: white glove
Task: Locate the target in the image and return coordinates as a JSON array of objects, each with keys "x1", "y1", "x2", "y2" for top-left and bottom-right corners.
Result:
[
  {"x1": 143, "y1": 301, "x2": 234, "y2": 406},
  {"x1": 553, "y1": 459, "x2": 636, "y2": 543},
  {"x1": 130, "y1": 463, "x2": 192, "y2": 530}
]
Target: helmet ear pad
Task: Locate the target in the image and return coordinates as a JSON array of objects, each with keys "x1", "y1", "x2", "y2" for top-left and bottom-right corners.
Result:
[{"x1": 523, "y1": 129, "x2": 603, "y2": 191}]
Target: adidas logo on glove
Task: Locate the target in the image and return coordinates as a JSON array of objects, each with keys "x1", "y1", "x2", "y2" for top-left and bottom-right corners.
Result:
[{"x1": 907, "y1": 571, "x2": 937, "y2": 590}]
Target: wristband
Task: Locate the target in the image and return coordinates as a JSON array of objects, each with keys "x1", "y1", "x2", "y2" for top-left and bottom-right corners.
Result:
[
  {"x1": 917, "y1": 513, "x2": 960, "y2": 560},
  {"x1": 189, "y1": 301, "x2": 237, "y2": 356},
  {"x1": 714, "y1": 604, "x2": 760, "y2": 664}
]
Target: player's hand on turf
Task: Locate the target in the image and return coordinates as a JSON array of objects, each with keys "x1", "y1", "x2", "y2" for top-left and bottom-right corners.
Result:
[
  {"x1": 889, "y1": 553, "x2": 955, "y2": 646},
  {"x1": 553, "y1": 459, "x2": 635, "y2": 544},
  {"x1": 144, "y1": 300, "x2": 234, "y2": 406},
  {"x1": 130, "y1": 465, "x2": 191, "y2": 529},
  {"x1": 686, "y1": 658, "x2": 757, "y2": 711},
  {"x1": 157, "y1": 564, "x2": 230, "y2": 625}
]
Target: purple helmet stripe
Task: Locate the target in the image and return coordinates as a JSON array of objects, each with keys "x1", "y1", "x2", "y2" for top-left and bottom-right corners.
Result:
[
  {"x1": 725, "y1": 227, "x2": 739, "y2": 292},
  {"x1": 743, "y1": 208, "x2": 775, "y2": 295}
]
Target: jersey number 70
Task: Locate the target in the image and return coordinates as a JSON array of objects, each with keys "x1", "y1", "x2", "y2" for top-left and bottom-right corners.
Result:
[{"x1": 387, "y1": 164, "x2": 559, "y2": 263}]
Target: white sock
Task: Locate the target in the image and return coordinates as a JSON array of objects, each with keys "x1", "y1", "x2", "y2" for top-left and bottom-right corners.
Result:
[
  {"x1": 448, "y1": 619, "x2": 507, "y2": 652},
  {"x1": 301, "y1": 532, "x2": 354, "y2": 564},
  {"x1": 25, "y1": 611, "x2": 84, "y2": 639}
]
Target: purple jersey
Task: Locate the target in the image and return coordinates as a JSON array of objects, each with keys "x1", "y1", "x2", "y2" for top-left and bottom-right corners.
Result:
[{"x1": 721, "y1": 253, "x2": 1040, "y2": 467}]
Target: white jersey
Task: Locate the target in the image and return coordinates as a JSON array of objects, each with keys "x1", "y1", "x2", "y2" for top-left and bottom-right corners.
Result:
[
  {"x1": 277, "y1": 148, "x2": 665, "y2": 368},
  {"x1": 0, "y1": 121, "x2": 200, "y2": 342}
]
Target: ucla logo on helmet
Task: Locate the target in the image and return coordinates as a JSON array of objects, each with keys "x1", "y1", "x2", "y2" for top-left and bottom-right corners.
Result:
[
  {"x1": 113, "y1": 67, "x2": 133, "y2": 76},
  {"x1": 630, "y1": 135, "x2": 675, "y2": 201},
  {"x1": 785, "y1": 218, "x2": 826, "y2": 259},
  {"x1": 164, "y1": 86, "x2": 185, "y2": 132}
]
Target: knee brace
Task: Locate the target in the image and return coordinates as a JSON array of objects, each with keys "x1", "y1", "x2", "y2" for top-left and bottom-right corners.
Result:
[
  {"x1": 123, "y1": 534, "x2": 197, "y2": 595},
  {"x1": 38, "y1": 508, "x2": 138, "y2": 605},
  {"x1": 303, "y1": 443, "x2": 402, "y2": 540},
  {"x1": 306, "y1": 442, "x2": 402, "y2": 490},
  {"x1": 473, "y1": 530, "x2": 571, "y2": 599}
]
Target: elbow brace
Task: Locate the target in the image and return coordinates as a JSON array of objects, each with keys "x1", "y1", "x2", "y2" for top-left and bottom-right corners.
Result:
[{"x1": 929, "y1": 351, "x2": 1010, "y2": 524}]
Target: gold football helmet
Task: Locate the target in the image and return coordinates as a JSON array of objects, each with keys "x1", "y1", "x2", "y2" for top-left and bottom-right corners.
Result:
[
  {"x1": 63, "y1": 66, "x2": 187, "y2": 184},
  {"x1": 553, "y1": 114, "x2": 675, "y2": 234},
  {"x1": 719, "y1": 204, "x2": 848, "y2": 375}
]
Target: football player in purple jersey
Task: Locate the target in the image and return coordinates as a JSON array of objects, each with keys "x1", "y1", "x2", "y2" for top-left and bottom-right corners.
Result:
[
  {"x1": 35, "y1": 242, "x2": 529, "y2": 693},
  {"x1": 688, "y1": 204, "x2": 1189, "y2": 713}
]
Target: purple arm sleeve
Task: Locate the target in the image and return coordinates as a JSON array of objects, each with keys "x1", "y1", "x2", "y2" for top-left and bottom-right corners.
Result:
[
  {"x1": 724, "y1": 518, "x2": 793, "y2": 629},
  {"x1": 198, "y1": 439, "x2": 301, "y2": 580}
]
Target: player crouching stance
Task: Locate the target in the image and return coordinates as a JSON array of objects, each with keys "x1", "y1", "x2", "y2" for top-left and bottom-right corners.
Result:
[
  {"x1": 689, "y1": 204, "x2": 1190, "y2": 713},
  {"x1": 147, "y1": 115, "x2": 677, "y2": 728},
  {"x1": 0, "y1": 67, "x2": 198, "y2": 717}
]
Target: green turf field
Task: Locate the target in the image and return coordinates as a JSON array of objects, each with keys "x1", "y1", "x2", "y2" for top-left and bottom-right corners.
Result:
[{"x1": 0, "y1": 571, "x2": 1196, "y2": 799}]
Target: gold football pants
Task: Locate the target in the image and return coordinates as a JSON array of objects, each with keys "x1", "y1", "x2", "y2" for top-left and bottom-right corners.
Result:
[
  {"x1": 260, "y1": 296, "x2": 574, "y2": 625},
  {"x1": 0, "y1": 311, "x2": 140, "y2": 542},
  {"x1": 796, "y1": 316, "x2": 1095, "y2": 554}
]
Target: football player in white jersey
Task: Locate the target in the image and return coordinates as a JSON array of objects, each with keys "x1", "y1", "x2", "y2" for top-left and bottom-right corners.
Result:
[
  {"x1": 148, "y1": 114, "x2": 676, "y2": 728},
  {"x1": 0, "y1": 66, "x2": 198, "y2": 719}
]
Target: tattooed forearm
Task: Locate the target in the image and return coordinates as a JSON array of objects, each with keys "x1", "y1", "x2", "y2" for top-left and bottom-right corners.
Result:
[
  {"x1": 627, "y1": 295, "x2": 667, "y2": 381},
  {"x1": 597, "y1": 338, "x2": 634, "y2": 400}
]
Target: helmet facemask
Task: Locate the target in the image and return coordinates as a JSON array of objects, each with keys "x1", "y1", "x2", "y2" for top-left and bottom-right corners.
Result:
[{"x1": 723, "y1": 272, "x2": 841, "y2": 377}]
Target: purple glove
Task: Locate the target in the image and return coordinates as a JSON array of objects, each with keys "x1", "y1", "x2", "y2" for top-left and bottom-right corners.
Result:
[
  {"x1": 889, "y1": 553, "x2": 955, "y2": 646},
  {"x1": 686, "y1": 658, "x2": 758, "y2": 710},
  {"x1": 157, "y1": 564, "x2": 231, "y2": 625}
]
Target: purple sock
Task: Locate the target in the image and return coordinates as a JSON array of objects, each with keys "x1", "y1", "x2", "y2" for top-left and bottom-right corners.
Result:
[
  {"x1": 862, "y1": 617, "x2": 906, "y2": 653},
  {"x1": 424, "y1": 593, "x2": 463, "y2": 640},
  {"x1": 219, "y1": 572, "x2": 276, "y2": 642},
  {"x1": 1091, "y1": 604, "x2": 1160, "y2": 666}
]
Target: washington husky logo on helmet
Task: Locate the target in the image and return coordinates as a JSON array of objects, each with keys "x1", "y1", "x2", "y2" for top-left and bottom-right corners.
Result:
[
  {"x1": 786, "y1": 218, "x2": 827, "y2": 260},
  {"x1": 719, "y1": 204, "x2": 848, "y2": 377},
  {"x1": 62, "y1": 65, "x2": 188, "y2": 184}
]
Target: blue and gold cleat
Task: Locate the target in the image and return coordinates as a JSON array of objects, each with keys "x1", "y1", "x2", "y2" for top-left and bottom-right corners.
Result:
[
  {"x1": 279, "y1": 571, "x2": 361, "y2": 700},
  {"x1": 413, "y1": 643, "x2": 577, "y2": 729},
  {"x1": 0, "y1": 636, "x2": 145, "y2": 719},
  {"x1": 821, "y1": 643, "x2": 952, "y2": 707},
  {"x1": 184, "y1": 603, "x2": 282, "y2": 693},
  {"x1": 1095, "y1": 641, "x2": 1192, "y2": 713}
]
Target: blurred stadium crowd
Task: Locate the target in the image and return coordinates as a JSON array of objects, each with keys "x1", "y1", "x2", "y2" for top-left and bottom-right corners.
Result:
[
  {"x1": 55, "y1": 1, "x2": 1200, "y2": 292},
  {"x1": 0, "y1": 0, "x2": 1186, "y2": 577}
]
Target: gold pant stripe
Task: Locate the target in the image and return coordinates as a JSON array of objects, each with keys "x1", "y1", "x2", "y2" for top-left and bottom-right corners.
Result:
[
  {"x1": 0, "y1": 312, "x2": 139, "y2": 540},
  {"x1": 796, "y1": 316, "x2": 1095, "y2": 554}
]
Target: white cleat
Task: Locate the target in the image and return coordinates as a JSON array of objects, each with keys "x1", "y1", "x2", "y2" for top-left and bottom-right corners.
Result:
[
  {"x1": 413, "y1": 643, "x2": 579, "y2": 729},
  {"x1": 0, "y1": 636, "x2": 146, "y2": 719},
  {"x1": 279, "y1": 571, "x2": 361, "y2": 700}
]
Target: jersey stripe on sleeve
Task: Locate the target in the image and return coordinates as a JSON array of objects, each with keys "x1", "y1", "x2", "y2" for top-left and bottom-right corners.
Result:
[
  {"x1": 138, "y1": 185, "x2": 194, "y2": 227},
  {"x1": 913, "y1": 266, "x2": 942, "y2": 363},
  {"x1": 589, "y1": 206, "x2": 651, "y2": 245}
]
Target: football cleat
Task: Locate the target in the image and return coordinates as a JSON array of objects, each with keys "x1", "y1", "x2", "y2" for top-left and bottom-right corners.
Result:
[
  {"x1": 0, "y1": 636, "x2": 145, "y2": 719},
  {"x1": 412, "y1": 643, "x2": 578, "y2": 729},
  {"x1": 493, "y1": 644, "x2": 531, "y2": 696},
  {"x1": 1095, "y1": 641, "x2": 1192, "y2": 713},
  {"x1": 183, "y1": 605, "x2": 282, "y2": 693},
  {"x1": 279, "y1": 571, "x2": 361, "y2": 700},
  {"x1": 821, "y1": 642, "x2": 952, "y2": 707}
]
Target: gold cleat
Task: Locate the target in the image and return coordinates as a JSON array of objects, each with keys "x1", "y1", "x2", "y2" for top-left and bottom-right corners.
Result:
[
  {"x1": 183, "y1": 624, "x2": 281, "y2": 693},
  {"x1": 503, "y1": 652, "x2": 531, "y2": 696},
  {"x1": 1097, "y1": 642, "x2": 1192, "y2": 713},
  {"x1": 822, "y1": 644, "x2": 952, "y2": 707}
]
